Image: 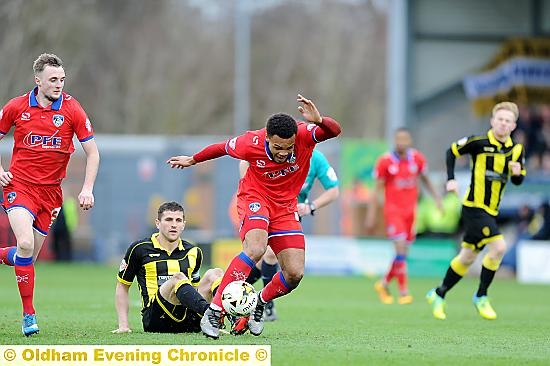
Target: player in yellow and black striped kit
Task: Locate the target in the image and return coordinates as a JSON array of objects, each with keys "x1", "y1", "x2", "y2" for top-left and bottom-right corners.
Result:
[
  {"x1": 112, "y1": 201, "x2": 223, "y2": 333},
  {"x1": 427, "y1": 102, "x2": 526, "y2": 321}
]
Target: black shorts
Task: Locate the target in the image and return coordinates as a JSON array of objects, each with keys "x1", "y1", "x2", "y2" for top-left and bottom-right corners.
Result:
[
  {"x1": 142, "y1": 291, "x2": 201, "y2": 333},
  {"x1": 461, "y1": 206, "x2": 503, "y2": 252}
]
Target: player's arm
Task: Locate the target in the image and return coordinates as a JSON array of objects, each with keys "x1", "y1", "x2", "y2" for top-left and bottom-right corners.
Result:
[
  {"x1": 297, "y1": 94, "x2": 341, "y2": 141},
  {"x1": 0, "y1": 104, "x2": 14, "y2": 187},
  {"x1": 166, "y1": 141, "x2": 228, "y2": 169},
  {"x1": 299, "y1": 163, "x2": 340, "y2": 216},
  {"x1": 420, "y1": 174, "x2": 443, "y2": 213},
  {"x1": 239, "y1": 160, "x2": 250, "y2": 178},
  {"x1": 446, "y1": 136, "x2": 476, "y2": 195},
  {"x1": 79, "y1": 139, "x2": 100, "y2": 210},
  {"x1": 510, "y1": 144, "x2": 526, "y2": 185},
  {"x1": 365, "y1": 178, "x2": 384, "y2": 234},
  {"x1": 112, "y1": 282, "x2": 132, "y2": 334}
]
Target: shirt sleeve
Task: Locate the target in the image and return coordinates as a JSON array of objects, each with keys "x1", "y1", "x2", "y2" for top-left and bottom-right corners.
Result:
[
  {"x1": 315, "y1": 153, "x2": 339, "y2": 190},
  {"x1": 225, "y1": 132, "x2": 254, "y2": 161},
  {"x1": 373, "y1": 156, "x2": 388, "y2": 181},
  {"x1": 71, "y1": 100, "x2": 94, "y2": 142},
  {"x1": 416, "y1": 151, "x2": 428, "y2": 176},
  {"x1": 117, "y1": 243, "x2": 141, "y2": 286},
  {"x1": 450, "y1": 135, "x2": 478, "y2": 157},
  {"x1": 0, "y1": 100, "x2": 16, "y2": 135}
]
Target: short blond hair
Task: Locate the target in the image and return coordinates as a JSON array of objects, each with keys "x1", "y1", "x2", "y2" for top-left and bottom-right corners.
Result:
[
  {"x1": 492, "y1": 102, "x2": 519, "y2": 121},
  {"x1": 33, "y1": 53, "x2": 63, "y2": 75}
]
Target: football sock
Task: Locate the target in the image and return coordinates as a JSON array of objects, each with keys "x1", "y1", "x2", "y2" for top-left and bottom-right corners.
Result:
[
  {"x1": 261, "y1": 271, "x2": 293, "y2": 302},
  {"x1": 435, "y1": 256, "x2": 468, "y2": 299},
  {"x1": 211, "y1": 252, "x2": 255, "y2": 308},
  {"x1": 175, "y1": 283, "x2": 209, "y2": 315},
  {"x1": 383, "y1": 259, "x2": 398, "y2": 284},
  {"x1": 476, "y1": 255, "x2": 501, "y2": 297},
  {"x1": 245, "y1": 266, "x2": 262, "y2": 285},
  {"x1": 394, "y1": 255, "x2": 408, "y2": 295},
  {"x1": 0, "y1": 246, "x2": 16, "y2": 266},
  {"x1": 261, "y1": 261, "x2": 278, "y2": 287},
  {"x1": 14, "y1": 255, "x2": 35, "y2": 315}
]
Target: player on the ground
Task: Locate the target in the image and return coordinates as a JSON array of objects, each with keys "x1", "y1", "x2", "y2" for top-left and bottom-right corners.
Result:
[
  {"x1": 366, "y1": 127, "x2": 441, "y2": 305},
  {"x1": 0, "y1": 53, "x2": 100, "y2": 336},
  {"x1": 241, "y1": 149, "x2": 340, "y2": 321},
  {"x1": 167, "y1": 94, "x2": 341, "y2": 338},
  {"x1": 113, "y1": 201, "x2": 223, "y2": 334},
  {"x1": 427, "y1": 102, "x2": 525, "y2": 320}
]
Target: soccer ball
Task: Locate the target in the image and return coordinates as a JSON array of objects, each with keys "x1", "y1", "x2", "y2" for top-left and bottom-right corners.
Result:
[{"x1": 221, "y1": 280, "x2": 258, "y2": 317}]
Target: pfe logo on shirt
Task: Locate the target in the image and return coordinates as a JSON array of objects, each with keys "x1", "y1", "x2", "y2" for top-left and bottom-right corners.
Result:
[
  {"x1": 7, "y1": 192, "x2": 16, "y2": 203},
  {"x1": 249, "y1": 202, "x2": 261, "y2": 213},
  {"x1": 52, "y1": 114, "x2": 64, "y2": 128}
]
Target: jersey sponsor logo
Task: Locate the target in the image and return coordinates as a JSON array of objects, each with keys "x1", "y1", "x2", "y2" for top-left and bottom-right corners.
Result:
[
  {"x1": 256, "y1": 160, "x2": 266, "y2": 168},
  {"x1": 23, "y1": 131, "x2": 62, "y2": 149},
  {"x1": 52, "y1": 114, "x2": 64, "y2": 128},
  {"x1": 228, "y1": 137, "x2": 237, "y2": 150},
  {"x1": 252, "y1": 136, "x2": 259, "y2": 145},
  {"x1": 485, "y1": 170, "x2": 507, "y2": 183},
  {"x1": 7, "y1": 191, "x2": 16, "y2": 203},
  {"x1": 483, "y1": 147, "x2": 495, "y2": 152},
  {"x1": 148, "y1": 253, "x2": 161, "y2": 257},
  {"x1": 265, "y1": 164, "x2": 300, "y2": 179},
  {"x1": 119, "y1": 259, "x2": 128, "y2": 272},
  {"x1": 249, "y1": 202, "x2": 261, "y2": 212},
  {"x1": 21, "y1": 112, "x2": 31, "y2": 121}
]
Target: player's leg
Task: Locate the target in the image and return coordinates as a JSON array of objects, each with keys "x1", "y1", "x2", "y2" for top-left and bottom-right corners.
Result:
[
  {"x1": 7, "y1": 208, "x2": 41, "y2": 336},
  {"x1": 245, "y1": 261, "x2": 263, "y2": 285},
  {"x1": 0, "y1": 245, "x2": 17, "y2": 266},
  {"x1": 473, "y1": 236, "x2": 506, "y2": 320},
  {"x1": 395, "y1": 238, "x2": 412, "y2": 304},
  {"x1": 260, "y1": 246, "x2": 279, "y2": 321},
  {"x1": 201, "y1": 222, "x2": 268, "y2": 339},
  {"x1": 375, "y1": 213, "x2": 406, "y2": 304}
]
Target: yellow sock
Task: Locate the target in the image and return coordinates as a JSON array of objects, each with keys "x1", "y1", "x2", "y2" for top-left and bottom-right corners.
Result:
[
  {"x1": 450, "y1": 256, "x2": 470, "y2": 276},
  {"x1": 482, "y1": 255, "x2": 501, "y2": 271}
]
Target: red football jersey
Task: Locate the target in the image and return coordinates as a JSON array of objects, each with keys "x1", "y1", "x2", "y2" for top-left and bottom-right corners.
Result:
[
  {"x1": 374, "y1": 149, "x2": 427, "y2": 213},
  {"x1": 226, "y1": 122, "x2": 319, "y2": 212},
  {"x1": 0, "y1": 87, "x2": 94, "y2": 185}
]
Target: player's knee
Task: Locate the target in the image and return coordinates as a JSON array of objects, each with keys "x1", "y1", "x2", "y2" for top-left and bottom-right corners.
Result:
[
  {"x1": 263, "y1": 248, "x2": 277, "y2": 264},
  {"x1": 284, "y1": 270, "x2": 304, "y2": 288},
  {"x1": 172, "y1": 272, "x2": 187, "y2": 281},
  {"x1": 17, "y1": 238, "x2": 34, "y2": 253},
  {"x1": 203, "y1": 268, "x2": 223, "y2": 282},
  {"x1": 244, "y1": 245, "x2": 267, "y2": 263}
]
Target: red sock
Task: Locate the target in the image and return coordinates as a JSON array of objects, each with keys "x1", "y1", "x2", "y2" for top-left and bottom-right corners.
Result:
[
  {"x1": 260, "y1": 271, "x2": 292, "y2": 302},
  {"x1": 384, "y1": 260, "x2": 398, "y2": 284},
  {"x1": 211, "y1": 252, "x2": 254, "y2": 308},
  {"x1": 15, "y1": 263, "x2": 36, "y2": 315},
  {"x1": 395, "y1": 260, "x2": 408, "y2": 295},
  {"x1": 0, "y1": 246, "x2": 16, "y2": 266}
]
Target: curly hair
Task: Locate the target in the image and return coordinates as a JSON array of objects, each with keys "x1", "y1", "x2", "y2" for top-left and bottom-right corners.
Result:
[{"x1": 266, "y1": 113, "x2": 297, "y2": 139}]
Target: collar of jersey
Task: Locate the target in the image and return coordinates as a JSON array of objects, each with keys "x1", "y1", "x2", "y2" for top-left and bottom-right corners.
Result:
[
  {"x1": 390, "y1": 148, "x2": 412, "y2": 162},
  {"x1": 28, "y1": 87, "x2": 63, "y2": 111},
  {"x1": 488, "y1": 129, "x2": 513, "y2": 148},
  {"x1": 264, "y1": 139, "x2": 295, "y2": 163},
  {"x1": 150, "y1": 233, "x2": 183, "y2": 253}
]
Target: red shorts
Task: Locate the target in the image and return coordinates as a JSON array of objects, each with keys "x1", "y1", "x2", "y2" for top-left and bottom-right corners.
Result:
[
  {"x1": 2, "y1": 179, "x2": 63, "y2": 236},
  {"x1": 384, "y1": 209, "x2": 416, "y2": 243},
  {"x1": 237, "y1": 195, "x2": 305, "y2": 255}
]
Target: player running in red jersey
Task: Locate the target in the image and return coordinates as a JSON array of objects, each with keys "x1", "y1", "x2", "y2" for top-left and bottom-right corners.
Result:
[
  {"x1": 366, "y1": 128, "x2": 441, "y2": 304},
  {"x1": 167, "y1": 95, "x2": 341, "y2": 338},
  {"x1": 0, "y1": 53, "x2": 100, "y2": 336}
]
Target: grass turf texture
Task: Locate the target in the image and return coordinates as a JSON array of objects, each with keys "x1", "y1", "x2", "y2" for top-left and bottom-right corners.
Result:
[{"x1": 0, "y1": 263, "x2": 549, "y2": 365}]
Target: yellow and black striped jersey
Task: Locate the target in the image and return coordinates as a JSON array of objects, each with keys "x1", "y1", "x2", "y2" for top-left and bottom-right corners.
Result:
[
  {"x1": 117, "y1": 233, "x2": 202, "y2": 310},
  {"x1": 450, "y1": 130, "x2": 526, "y2": 216}
]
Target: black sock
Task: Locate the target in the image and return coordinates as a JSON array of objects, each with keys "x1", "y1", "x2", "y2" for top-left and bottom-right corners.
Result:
[
  {"x1": 175, "y1": 283, "x2": 209, "y2": 315},
  {"x1": 246, "y1": 266, "x2": 262, "y2": 285},
  {"x1": 261, "y1": 261, "x2": 279, "y2": 288},
  {"x1": 435, "y1": 266, "x2": 463, "y2": 299},
  {"x1": 476, "y1": 265, "x2": 496, "y2": 297}
]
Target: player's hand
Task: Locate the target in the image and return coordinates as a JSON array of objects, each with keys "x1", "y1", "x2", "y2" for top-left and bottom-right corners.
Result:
[
  {"x1": 111, "y1": 327, "x2": 132, "y2": 334},
  {"x1": 365, "y1": 213, "x2": 376, "y2": 234},
  {"x1": 0, "y1": 169, "x2": 13, "y2": 187},
  {"x1": 297, "y1": 203, "x2": 309, "y2": 217},
  {"x1": 509, "y1": 161, "x2": 521, "y2": 176},
  {"x1": 78, "y1": 190, "x2": 94, "y2": 210},
  {"x1": 446, "y1": 179, "x2": 459, "y2": 195},
  {"x1": 166, "y1": 155, "x2": 196, "y2": 169},
  {"x1": 297, "y1": 94, "x2": 322, "y2": 124}
]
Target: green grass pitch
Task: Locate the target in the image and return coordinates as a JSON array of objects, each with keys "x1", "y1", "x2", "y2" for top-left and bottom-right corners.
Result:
[{"x1": 0, "y1": 263, "x2": 549, "y2": 365}]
